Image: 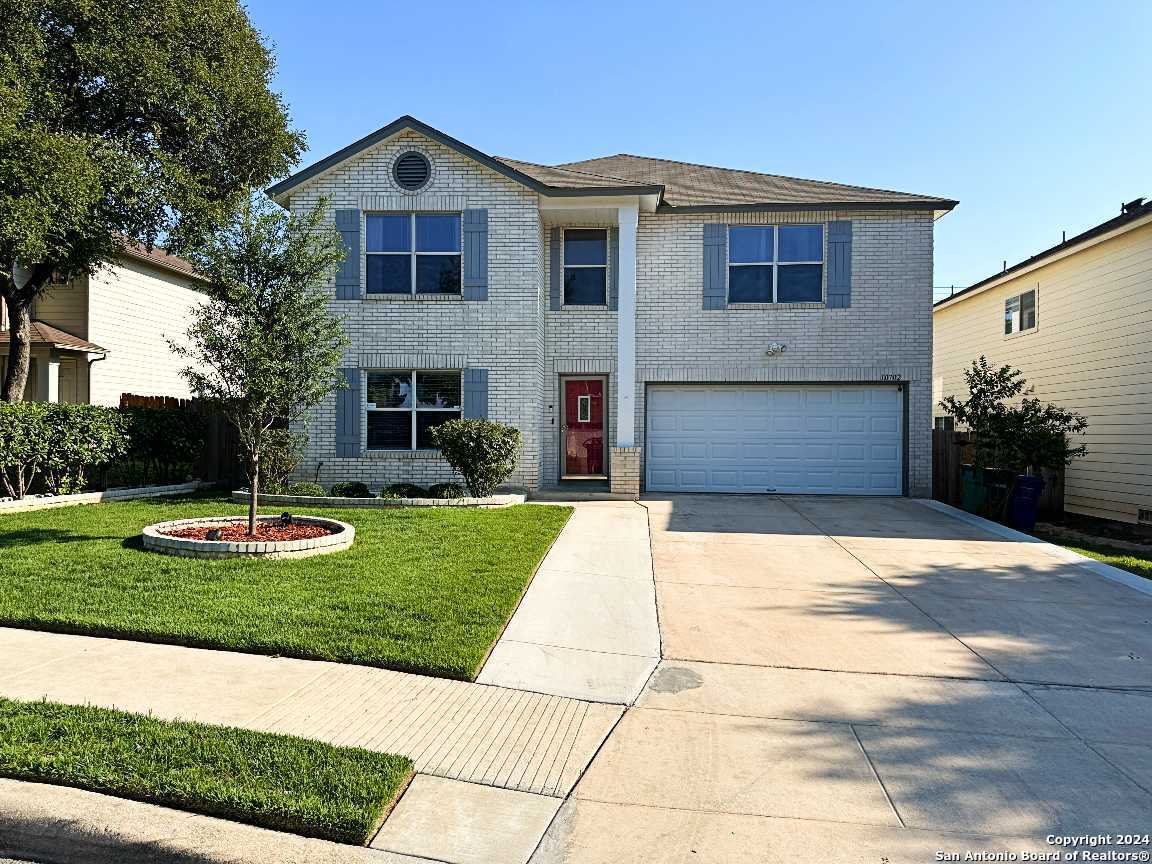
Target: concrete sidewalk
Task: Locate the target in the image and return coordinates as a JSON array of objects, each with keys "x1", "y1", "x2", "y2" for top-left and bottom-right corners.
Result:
[
  {"x1": 478, "y1": 501, "x2": 660, "y2": 704},
  {"x1": 0, "y1": 628, "x2": 620, "y2": 798}
]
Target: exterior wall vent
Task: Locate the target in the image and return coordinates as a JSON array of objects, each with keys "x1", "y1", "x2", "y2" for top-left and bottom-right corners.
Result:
[
  {"x1": 1138, "y1": 509, "x2": 1152, "y2": 524},
  {"x1": 393, "y1": 152, "x2": 431, "y2": 191}
]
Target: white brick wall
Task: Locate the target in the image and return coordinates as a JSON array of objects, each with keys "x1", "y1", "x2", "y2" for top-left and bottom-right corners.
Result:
[
  {"x1": 287, "y1": 130, "x2": 544, "y2": 492},
  {"x1": 286, "y1": 129, "x2": 935, "y2": 496}
]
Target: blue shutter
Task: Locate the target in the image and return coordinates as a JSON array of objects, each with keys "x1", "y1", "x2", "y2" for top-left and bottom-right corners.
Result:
[
  {"x1": 826, "y1": 220, "x2": 852, "y2": 308},
  {"x1": 462, "y1": 209, "x2": 489, "y2": 300},
  {"x1": 463, "y1": 368, "x2": 489, "y2": 419},
  {"x1": 609, "y1": 227, "x2": 620, "y2": 311},
  {"x1": 703, "y1": 223, "x2": 727, "y2": 309},
  {"x1": 335, "y1": 368, "x2": 360, "y2": 457},
  {"x1": 334, "y1": 209, "x2": 361, "y2": 299},
  {"x1": 549, "y1": 228, "x2": 562, "y2": 311}
]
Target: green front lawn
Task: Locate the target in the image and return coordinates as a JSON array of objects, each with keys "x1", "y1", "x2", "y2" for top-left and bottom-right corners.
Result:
[
  {"x1": 0, "y1": 494, "x2": 570, "y2": 679},
  {"x1": 0, "y1": 697, "x2": 411, "y2": 844}
]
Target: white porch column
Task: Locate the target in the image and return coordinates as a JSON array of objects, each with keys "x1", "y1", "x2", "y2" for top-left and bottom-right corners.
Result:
[
  {"x1": 34, "y1": 348, "x2": 60, "y2": 403},
  {"x1": 615, "y1": 203, "x2": 638, "y2": 447}
]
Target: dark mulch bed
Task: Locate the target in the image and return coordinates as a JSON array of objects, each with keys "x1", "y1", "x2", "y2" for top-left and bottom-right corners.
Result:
[{"x1": 160, "y1": 523, "x2": 334, "y2": 542}]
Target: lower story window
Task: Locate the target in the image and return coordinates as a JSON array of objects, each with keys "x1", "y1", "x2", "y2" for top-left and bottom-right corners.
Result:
[{"x1": 366, "y1": 370, "x2": 461, "y2": 450}]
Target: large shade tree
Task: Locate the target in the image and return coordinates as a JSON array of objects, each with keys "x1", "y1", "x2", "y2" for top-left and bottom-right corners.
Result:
[
  {"x1": 173, "y1": 196, "x2": 349, "y2": 534},
  {"x1": 0, "y1": 0, "x2": 304, "y2": 401}
]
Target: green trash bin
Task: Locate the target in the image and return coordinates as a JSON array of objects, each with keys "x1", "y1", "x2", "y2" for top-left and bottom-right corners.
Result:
[{"x1": 960, "y1": 464, "x2": 987, "y2": 514}]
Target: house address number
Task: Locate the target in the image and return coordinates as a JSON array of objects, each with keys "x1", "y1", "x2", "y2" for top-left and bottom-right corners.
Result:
[{"x1": 879, "y1": 374, "x2": 901, "y2": 381}]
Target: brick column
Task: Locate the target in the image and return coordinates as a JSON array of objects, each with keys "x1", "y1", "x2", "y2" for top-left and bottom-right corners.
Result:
[{"x1": 610, "y1": 446, "x2": 641, "y2": 498}]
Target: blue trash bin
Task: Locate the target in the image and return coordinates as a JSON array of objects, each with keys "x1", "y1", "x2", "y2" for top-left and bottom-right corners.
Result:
[{"x1": 1010, "y1": 475, "x2": 1046, "y2": 531}]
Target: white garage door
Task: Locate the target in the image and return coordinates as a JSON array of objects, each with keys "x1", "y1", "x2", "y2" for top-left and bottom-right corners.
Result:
[{"x1": 645, "y1": 384, "x2": 903, "y2": 495}]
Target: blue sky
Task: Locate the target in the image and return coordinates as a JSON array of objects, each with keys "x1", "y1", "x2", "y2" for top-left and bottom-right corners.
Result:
[{"x1": 248, "y1": 0, "x2": 1150, "y2": 297}]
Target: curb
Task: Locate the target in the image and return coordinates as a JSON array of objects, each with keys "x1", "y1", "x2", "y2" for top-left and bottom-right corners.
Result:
[{"x1": 917, "y1": 498, "x2": 1152, "y2": 599}]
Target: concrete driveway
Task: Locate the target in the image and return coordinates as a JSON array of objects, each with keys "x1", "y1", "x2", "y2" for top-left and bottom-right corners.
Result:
[{"x1": 533, "y1": 495, "x2": 1152, "y2": 863}]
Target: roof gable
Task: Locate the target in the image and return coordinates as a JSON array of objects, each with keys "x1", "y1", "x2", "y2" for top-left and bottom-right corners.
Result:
[{"x1": 266, "y1": 116, "x2": 662, "y2": 201}]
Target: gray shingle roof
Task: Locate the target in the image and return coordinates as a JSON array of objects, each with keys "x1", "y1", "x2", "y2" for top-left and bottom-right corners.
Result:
[
  {"x1": 554, "y1": 154, "x2": 956, "y2": 211},
  {"x1": 265, "y1": 116, "x2": 955, "y2": 212},
  {"x1": 492, "y1": 157, "x2": 641, "y2": 190}
]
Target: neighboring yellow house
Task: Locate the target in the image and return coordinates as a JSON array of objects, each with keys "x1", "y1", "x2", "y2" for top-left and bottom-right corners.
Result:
[
  {"x1": 934, "y1": 197, "x2": 1152, "y2": 524},
  {"x1": 0, "y1": 241, "x2": 206, "y2": 406}
]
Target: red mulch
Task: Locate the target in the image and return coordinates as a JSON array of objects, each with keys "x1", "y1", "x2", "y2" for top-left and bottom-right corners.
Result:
[{"x1": 160, "y1": 523, "x2": 334, "y2": 542}]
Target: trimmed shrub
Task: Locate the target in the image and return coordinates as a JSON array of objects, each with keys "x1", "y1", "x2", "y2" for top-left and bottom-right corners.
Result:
[
  {"x1": 0, "y1": 402, "x2": 50, "y2": 498},
  {"x1": 259, "y1": 429, "x2": 307, "y2": 493},
  {"x1": 428, "y1": 482, "x2": 467, "y2": 500},
  {"x1": 430, "y1": 419, "x2": 521, "y2": 498},
  {"x1": 330, "y1": 481, "x2": 372, "y2": 498},
  {"x1": 0, "y1": 402, "x2": 129, "y2": 498},
  {"x1": 377, "y1": 489, "x2": 402, "y2": 500},
  {"x1": 282, "y1": 481, "x2": 326, "y2": 497},
  {"x1": 384, "y1": 482, "x2": 429, "y2": 499}
]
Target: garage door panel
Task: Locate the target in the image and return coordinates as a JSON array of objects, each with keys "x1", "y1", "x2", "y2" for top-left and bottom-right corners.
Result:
[{"x1": 646, "y1": 384, "x2": 903, "y2": 495}]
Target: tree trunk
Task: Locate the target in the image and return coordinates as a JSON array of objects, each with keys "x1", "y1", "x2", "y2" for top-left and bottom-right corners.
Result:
[
  {"x1": 249, "y1": 458, "x2": 259, "y2": 536},
  {"x1": 2, "y1": 296, "x2": 32, "y2": 403}
]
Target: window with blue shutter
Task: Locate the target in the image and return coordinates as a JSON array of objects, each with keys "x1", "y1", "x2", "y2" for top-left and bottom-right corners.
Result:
[
  {"x1": 335, "y1": 368, "x2": 361, "y2": 457},
  {"x1": 463, "y1": 368, "x2": 489, "y2": 419},
  {"x1": 703, "y1": 223, "x2": 727, "y2": 309},
  {"x1": 462, "y1": 209, "x2": 489, "y2": 300},
  {"x1": 826, "y1": 220, "x2": 852, "y2": 308},
  {"x1": 334, "y1": 210, "x2": 361, "y2": 299}
]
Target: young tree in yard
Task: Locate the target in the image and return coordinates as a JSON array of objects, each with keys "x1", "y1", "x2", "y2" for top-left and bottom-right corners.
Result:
[
  {"x1": 0, "y1": 0, "x2": 303, "y2": 401},
  {"x1": 172, "y1": 197, "x2": 349, "y2": 533}
]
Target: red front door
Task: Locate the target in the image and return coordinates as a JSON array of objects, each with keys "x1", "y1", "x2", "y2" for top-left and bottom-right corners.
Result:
[{"x1": 563, "y1": 379, "x2": 605, "y2": 477}]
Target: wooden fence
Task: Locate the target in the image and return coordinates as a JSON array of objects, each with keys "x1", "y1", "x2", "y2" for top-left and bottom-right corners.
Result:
[
  {"x1": 119, "y1": 394, "x2": 245, "y2": 487},
  {"x1": 931, "y1": 429, "x2": 1064, "y2": 517}
]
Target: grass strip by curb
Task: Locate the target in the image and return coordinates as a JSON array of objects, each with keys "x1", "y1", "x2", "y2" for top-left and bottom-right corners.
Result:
[
  {"x1": 1047, "y1": 540, "x2": 1152, "y2": 581},
  {"x1": 0, "y1": 698, "x2": 412, "y2": 845}
]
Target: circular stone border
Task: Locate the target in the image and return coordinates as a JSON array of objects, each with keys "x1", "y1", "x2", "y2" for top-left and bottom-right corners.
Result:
[{"x1": 142, "y1": 515, "x2": 355, "y2": 560}]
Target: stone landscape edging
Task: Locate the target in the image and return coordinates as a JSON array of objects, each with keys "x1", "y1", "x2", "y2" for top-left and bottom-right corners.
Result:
[
  {"x1": 231, "y1": 489, "x2": 526, "y2": 509},
  {"x1": 0, "y1": 482, "x2": 208, "y2": 514},
  {"x1": 142, "y1": 515, "x2": 354, "y2": 560}
]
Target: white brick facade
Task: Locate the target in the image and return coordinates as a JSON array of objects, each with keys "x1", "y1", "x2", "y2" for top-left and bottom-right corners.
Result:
[{"x1": 285, "y1": 129, "x2": 935, "y2": 497}]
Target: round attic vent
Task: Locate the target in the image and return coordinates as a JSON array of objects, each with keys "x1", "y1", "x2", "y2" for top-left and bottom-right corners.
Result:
[{"x1": 393, "y1": 151, "x2": 431, "y2": 191}]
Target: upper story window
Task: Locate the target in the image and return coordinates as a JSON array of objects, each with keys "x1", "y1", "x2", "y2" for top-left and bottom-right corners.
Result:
[
  {"x1": 1004, "y1": 288, "x2": 1037, "y2": 335},
  {"x1": 728, "y1": 224, "x2": 824, "y2": 303},
  {"x1": 366, "y1": 213, "x2": 461, "y2": 295},
  {"x1": 366, "y1": 369, "x2": 462, "y2": 450},
  {"x1": 563, "y1": 229, "x2": 608, "y2": 305}
]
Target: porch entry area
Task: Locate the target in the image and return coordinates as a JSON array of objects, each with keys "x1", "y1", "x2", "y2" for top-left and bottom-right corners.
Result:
[{"x1": 561, "y1": 377, "x2": 607, "y2": 479}]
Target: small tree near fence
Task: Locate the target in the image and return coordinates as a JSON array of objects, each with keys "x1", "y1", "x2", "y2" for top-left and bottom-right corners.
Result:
[
  {"x1": 172, "y1": 196, "x2": 349, "y2": 534},
  {"x1": 940, "y1": 356, "x2": 1088, "y2": 475},
  {"x1": 430, "y1": 419, "x2": 522, "y2": 498}
]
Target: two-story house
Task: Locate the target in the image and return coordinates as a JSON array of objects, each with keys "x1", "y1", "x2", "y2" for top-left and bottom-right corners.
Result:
[
  {"x1": 267, "y1": 116, "x2": 956, "y2": 498},
  {"x1": 0, "y1": 240, "x2": 206, "y2": 405},
  {"x1": 935, "y1": 197, "x2": 1152, "y2": 525}
]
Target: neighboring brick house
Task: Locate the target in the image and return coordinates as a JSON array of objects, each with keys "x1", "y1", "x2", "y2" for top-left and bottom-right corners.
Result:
[
  {"x1": 0, "y1": 241, "x2": 206, "y2": 405},
  {"x1": 267, "y1": 116, "x2": 956, "y2": 498}
]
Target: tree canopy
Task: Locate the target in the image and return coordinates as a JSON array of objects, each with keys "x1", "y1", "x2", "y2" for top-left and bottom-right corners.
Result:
[
  {"x1": 172, "y1": 195, "x2": 349, "y2": 532},
  {"x1": 0, "y1": 0, "x2": 304, "y2": 400}
]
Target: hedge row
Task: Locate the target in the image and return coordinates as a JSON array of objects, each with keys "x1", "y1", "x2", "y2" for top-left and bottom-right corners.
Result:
[{"x1": 0, "y1": 402, "x2": 206, "y2": 499}]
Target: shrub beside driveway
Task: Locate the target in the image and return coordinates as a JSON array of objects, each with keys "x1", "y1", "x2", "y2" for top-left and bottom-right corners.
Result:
[{"x1": 0, "y1": 493, "x2": 571, "y2": 679}]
